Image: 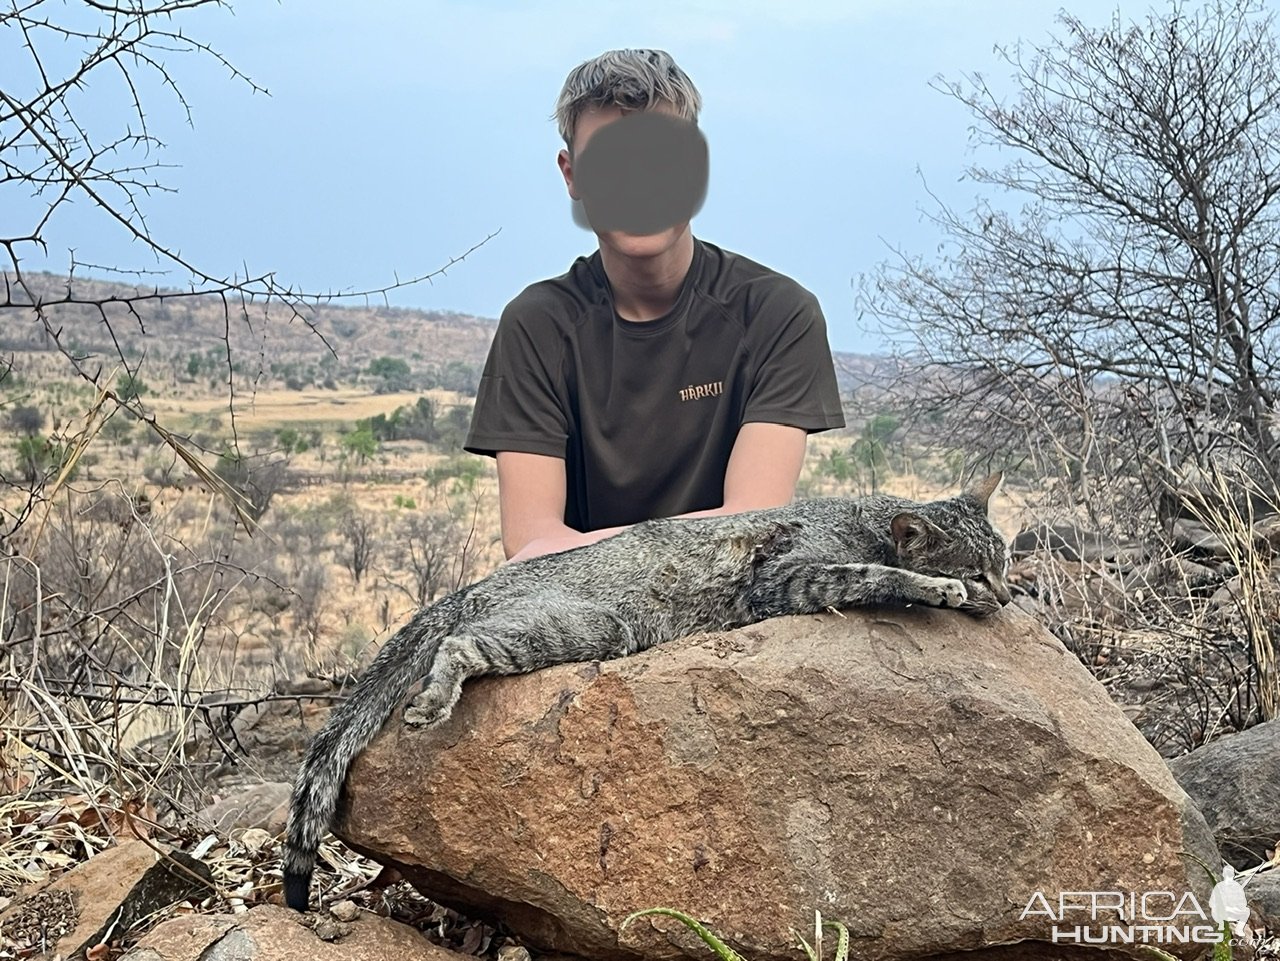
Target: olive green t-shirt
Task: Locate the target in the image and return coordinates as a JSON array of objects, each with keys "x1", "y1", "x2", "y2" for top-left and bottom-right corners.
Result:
[{"x1": 463, "y1": 237, "x2": 846, "y2": 532}]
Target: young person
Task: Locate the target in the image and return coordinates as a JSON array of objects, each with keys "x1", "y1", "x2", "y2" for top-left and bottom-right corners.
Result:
[{"x1": 465, "y1": 49, "x2": 845, "y2": 562}]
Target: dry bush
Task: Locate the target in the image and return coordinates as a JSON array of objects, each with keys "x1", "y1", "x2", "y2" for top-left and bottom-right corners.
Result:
[
  {"x1": 1005, "y1": 456, "x2": 1280, "y2": 753},
  {"x1": 380, "y1": 489, "x2": 484, "y2": 607}
]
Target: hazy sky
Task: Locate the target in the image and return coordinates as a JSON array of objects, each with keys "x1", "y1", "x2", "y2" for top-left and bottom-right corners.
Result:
[{"x1": 15, "y1": 0, "x2": 1150, "y2": 352}]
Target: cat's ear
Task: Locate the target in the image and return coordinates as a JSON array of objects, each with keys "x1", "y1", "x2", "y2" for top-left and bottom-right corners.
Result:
[
  {"x1": 965, "y1": 471, "x2": 1005, "y2": 513},
  {"x1": 891, "y1": 512, "x2": 946, "y2": 549}
]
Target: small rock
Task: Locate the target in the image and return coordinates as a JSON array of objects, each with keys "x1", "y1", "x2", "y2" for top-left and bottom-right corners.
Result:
[
  {"x1": 1172, "y1": 518, "x2": 1231, "y2": 557},
  {"x1": 497, "y1": 946, "x2": 531, "y2": 961},
  {"x1": 1012, "y1": 522, "x2": 1133, "y2": 563},
  {"x1": 313, "y1": 918, "x2": 346, "y2": 942},
  {"x1": 195, "y1": 781, "x2": 292, "y2": 835},
  {"x1": 1169, "y1": 555, "x2": 1221, "y2": 587},
  {"x1": 330, "y1": 900, "x2": 360, "y2": 922},
  {"x1": 1246, "y1": 869, "x2": 1280, "y2": 932},
  {"x1": 1169, "y1": 718, "x2": 1280, "y2": 866},
  {"x1": 1210, "y1": 576, "x2": 1243, "y2": 609},
  {"x1": 237, "y1": 828, "x2": 274, "y2": 855},
  {"x1": 1011, "y1": 594, "x2": 1043, "y2": 616},
  {"x1": 1254, "y1": 514, "x2": 1280, "y2": 552},
  {"x1": 280, "y1": 676, "x2": 336, "y2": 696}
]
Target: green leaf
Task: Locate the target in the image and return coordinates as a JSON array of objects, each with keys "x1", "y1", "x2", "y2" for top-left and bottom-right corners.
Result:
[
  {"x1": 823, "y1": 920, "x2": 850, "y2": 961},
  {"x1": 1212, "y1": 921, "x2": 1233, "y2": 961},
  {"x1": 621, "y1": 908, "x2": 747, "y2": 961},
  {"x1": 791, "y1": 928, "x2": 817, "y2": 961}
]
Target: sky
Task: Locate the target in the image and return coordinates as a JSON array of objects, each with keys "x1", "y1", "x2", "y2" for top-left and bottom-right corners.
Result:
[{"x1": 8, "y1": 0, "x2": 1153, "y2": 352}]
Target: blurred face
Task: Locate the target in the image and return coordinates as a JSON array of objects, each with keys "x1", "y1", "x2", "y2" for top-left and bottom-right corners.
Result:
[{"x1": 558, "y1": 102, "x2": 706, "y2": 260}]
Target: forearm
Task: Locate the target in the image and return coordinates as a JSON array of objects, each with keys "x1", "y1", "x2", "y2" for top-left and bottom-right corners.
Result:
[
  {"x1": 673, "y1": 501, "x2": 776, "y2": 520},
  {"x1": 505, "y1": 522, "x2": 630, "y2": 563},
  {"x1": 509, "y1": 502, "x2": 775, "y2": 563}
]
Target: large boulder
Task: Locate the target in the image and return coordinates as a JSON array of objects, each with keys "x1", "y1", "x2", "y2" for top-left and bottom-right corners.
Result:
[
  {"x1": 1169, "y1": 718, "x2": 1280, "y2": 868},
  {"x1": 335, "y1": 606, "x2": 1221, "y2": 961}
]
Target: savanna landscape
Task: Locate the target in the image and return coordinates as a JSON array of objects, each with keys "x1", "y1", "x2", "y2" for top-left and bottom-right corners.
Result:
[{"x1": 3, "y1": 0, "x2": 1280, "y2": 959}]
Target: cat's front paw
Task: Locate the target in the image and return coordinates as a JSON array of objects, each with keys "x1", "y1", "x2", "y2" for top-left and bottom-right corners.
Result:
[
  {"x1": 919, "y1": 576, "x2": 968, "y2": 609},
  {"x1": 960, "y1": 580, "x2": 1003, "y2": 617}
]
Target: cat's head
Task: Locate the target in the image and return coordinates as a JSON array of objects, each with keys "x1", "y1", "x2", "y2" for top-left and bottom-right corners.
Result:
[{"x1": 889, "y1": 471, "x2": 1012, "y2": 617}]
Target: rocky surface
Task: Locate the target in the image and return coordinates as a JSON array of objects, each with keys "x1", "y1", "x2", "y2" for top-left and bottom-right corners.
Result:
[
  {"x1": 1245, "y1": 870, "x2": 1280, "y2": 935},
  {"x1": 123, "y1": 903, "x2": 470, "y2": 961},
  {"x1": 0, "y1": 840, "x2": 213, "y2": 958},
  {"x1": 194, "y1": 781, "x2": 293, "y2": 836},
  {"x1": 335, "y1": 605, "x2": 1220, "y2": 961},
  {"x1": 1169, "y1": 718, "x2": 1280, "y2": 867}
]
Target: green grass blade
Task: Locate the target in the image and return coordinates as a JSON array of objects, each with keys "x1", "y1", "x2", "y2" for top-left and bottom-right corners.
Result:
[
  {"x1": 822, "y1": 919, "x2": 850, "y2": 961},
  {"x1": 791, "y1": 928, "x2": 817, "y2": 961},
  {"x1": 621, "y1": 908, "x2": 748, "y2": 961},
  {"x1": 1212, "y1": 922, "x2": 1233, "y2": 961}
]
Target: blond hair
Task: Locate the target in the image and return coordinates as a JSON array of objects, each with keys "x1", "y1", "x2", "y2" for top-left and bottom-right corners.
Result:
[{"x1": 554, "y1": 49, "x2": 702, "y2": 150}]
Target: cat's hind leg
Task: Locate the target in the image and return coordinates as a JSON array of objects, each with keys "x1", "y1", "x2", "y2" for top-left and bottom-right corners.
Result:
[{"x1": 402, "y1": 596, "x2": 636, "y2": 729}]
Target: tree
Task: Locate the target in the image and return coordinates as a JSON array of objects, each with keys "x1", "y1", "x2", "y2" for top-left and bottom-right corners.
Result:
[
  {"x1": 116, "y1": 373, "x2": 148, "y2": 402},
  {"x1": 368, "y1": 357, "x2": 412, "y2": 392},
  {"x1": 1, "y1": 0, "x2": 491, "y2": 538},
  {"x1": 867, "y1": 0, "x2": 1280, "y2": 517},
  {"x1": 6, "y1": 405, "x2": 44, "y2": 436},
  {"x1": 338, "y1": 507, "x2": 378, "y2": 585},
  {"x1": 341, "y1": 427, "x2": 380, "y2": 465},
  {"x1": 392, "y1": 396, "x2": 439, "y2": 443},
  {"x1": 434, "y1": 404, "x2": 474, "y2": 451},
  {"x1": 384, "y1": 508, "x2": 472, "y2": 606},
  {"x1": 865, "y1": 0, "x2": 1280, "y2": 725},
  {"x1": 212, "y1": 449, "x2": 291, "y2": 522},
  {"x1": 13, "y1": 436, "x2": 54, "y2": 483}
]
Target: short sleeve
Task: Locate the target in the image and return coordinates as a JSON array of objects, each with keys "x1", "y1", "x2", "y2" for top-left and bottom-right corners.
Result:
[
  {"x1": 463, "y1": 300, "x2": 569, "y2": 459},
  {"x1": 742, "y1": 286, "x2": 846, "y2": 433}
]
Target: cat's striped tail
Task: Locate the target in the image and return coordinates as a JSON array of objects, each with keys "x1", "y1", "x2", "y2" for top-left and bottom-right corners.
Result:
[{"x1": 281, "y1": 591, "x2": 465, "y2": 911}]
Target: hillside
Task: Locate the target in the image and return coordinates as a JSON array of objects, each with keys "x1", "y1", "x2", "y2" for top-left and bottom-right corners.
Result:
[
  {"x1": 1, "y1": 270, "x2": 889, "y2": 399},
  {"x1": 2, "y1": 272, "x2": 495, "y2": 396}
]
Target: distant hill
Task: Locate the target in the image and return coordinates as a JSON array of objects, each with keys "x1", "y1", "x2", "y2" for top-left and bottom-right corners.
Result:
[
  {"x1": 2, "y1": 271, "x2": 892, "y2": 400},
  {"x1": 2, "y1": 271, "x2": 496, "y2": 371}
]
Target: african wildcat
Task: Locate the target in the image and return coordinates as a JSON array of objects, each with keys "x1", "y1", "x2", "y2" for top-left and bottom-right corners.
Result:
[{"x1": 282, "y1": 473, "x2": 1012, "y2": 910}]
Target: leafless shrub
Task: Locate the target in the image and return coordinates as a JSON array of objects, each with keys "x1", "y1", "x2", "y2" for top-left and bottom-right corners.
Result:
[
  {"x1": 0, "y1": 0, "x2": 493, "y2": 922},
  {"x1": 338, "y1": 506, "x2": 378, "y2": 586},
  {"x1": 1178, "y1": 464, "x2": 1280, "y2": 721},
  {"x1": 212, "y1": 449, "x2": 292, "y2": 523},
  {"x1": 862, "y1": 0, "x2": 1280, "y2": 727},
  {"x1": 292, "y1": 560, "x2": 330, "y2": 658},
  {"x1": 1, "y1": 0, "x2": 492, "y2": 528},
  {"x1": 380, "y1": 492, "x2": 482, "y2": 606}
]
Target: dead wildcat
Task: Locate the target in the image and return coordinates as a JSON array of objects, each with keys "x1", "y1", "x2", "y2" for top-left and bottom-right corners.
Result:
[{"x1": 282, "y1": 472, "x2": 1012, "y2": 910}]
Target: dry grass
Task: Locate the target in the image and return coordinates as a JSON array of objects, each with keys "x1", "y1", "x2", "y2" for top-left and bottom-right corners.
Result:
[
  {"x1": 146, "y1": 387, "x2": 470, "y2": 430},
  {"x1": 6, "y1": 380, "x2": 1272, "y2": 953}
]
